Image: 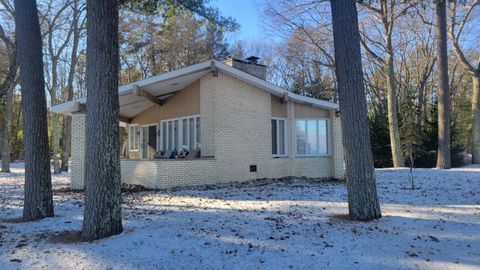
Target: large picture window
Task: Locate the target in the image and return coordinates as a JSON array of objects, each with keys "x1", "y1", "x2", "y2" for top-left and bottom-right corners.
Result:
[
  {"x1": 128, "y1": 124, "x2": 140, "y2": 151},
  {"x1": 272, "y1": 118, "x2": 287, "y2": 156},
  {"x1": 160, "y1": 115, "x2": 200, "y2": 151},
  {"x1": 295, "y1": 119, "x2": 328, "y2": 156}
]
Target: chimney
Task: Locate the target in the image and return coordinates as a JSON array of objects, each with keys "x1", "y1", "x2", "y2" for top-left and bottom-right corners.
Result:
[{"x1": 224, "y1": 56, "x2": 267, "y2": 80}]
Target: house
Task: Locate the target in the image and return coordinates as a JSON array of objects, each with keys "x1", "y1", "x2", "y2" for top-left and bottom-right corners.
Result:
[{"x1": 51, "y1": 57, "x2": 345, "y2": 189}]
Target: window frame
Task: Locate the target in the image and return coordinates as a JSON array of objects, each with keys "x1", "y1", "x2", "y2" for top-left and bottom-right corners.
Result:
[
  {"x1": 294, "y1": 118, "x2": 330, "y2": 157},
  {"x1": 128, "y1": 124, "x2": 140, "y2": 152},
  {"x1": 159, "y1": 114, "x2": 201, "y2": 151},
  {"x1": 271, "y1": 117, "x2": 288, "y2": 157}
]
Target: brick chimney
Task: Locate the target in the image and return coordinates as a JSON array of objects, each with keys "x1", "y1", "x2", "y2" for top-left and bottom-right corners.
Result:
[{"x1": 224, "y1": 56, "x2": 267, "y2": 80}]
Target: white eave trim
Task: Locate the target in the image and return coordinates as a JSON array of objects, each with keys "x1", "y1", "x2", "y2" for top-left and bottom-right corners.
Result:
[
  {"x1": 51, "y1": 59, "x2": 338, "y2": 114},
  {"x1": 212, "y1": 60, "x2": 338, "y2": 110},
  {"x1": 118, "y1": 61, "x2": 211, "y2": 93}
]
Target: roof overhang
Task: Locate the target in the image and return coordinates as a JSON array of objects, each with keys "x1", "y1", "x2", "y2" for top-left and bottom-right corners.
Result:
[{"x1": 51, "y1": 60, "x2": 338, "y2": 118}]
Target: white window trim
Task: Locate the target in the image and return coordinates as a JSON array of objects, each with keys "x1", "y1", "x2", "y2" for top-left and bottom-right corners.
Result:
[
  {"x1": 159, "y1": 114, "x2": 201, "y2": 151},
  {"x1": 128, "y1": 124, "x2": 140, "y2": 152},
  {"x1": 294, "y1": 118, "x2": 330, "y2": 157},
  {"x1": 272, "y1": 117, "x2": 288, "y2": 157}
]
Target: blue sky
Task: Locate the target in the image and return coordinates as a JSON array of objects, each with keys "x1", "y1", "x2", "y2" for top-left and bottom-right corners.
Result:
[{"x1": 213, "y1": 0, "x2": 263, "y2": 41}]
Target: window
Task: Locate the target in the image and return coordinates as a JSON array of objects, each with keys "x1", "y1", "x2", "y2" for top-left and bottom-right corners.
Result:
[
  {"x1": 272, "y1": 118, "x2": 287, "y2": 156},
  {"x1": 160, "y1": 115, "x2": 200, "y2": 151},
  {"x1": 128, "y1": 124, "x2": 140, "y2": 151},
  {"x1": 295, "y1": 119, "x2": 328, "y2": 156}
]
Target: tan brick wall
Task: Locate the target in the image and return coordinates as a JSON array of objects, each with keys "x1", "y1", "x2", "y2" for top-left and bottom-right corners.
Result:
[
  {"x1": 204, "y1": 72, "x2": 272, "y2": 183},
  {"x1": 69, "y1": 71, "x2": 345, "y2": 189},
  {"x1": 71, "y1": 112, "x2": 86, "y2": 189},
  {"x1": 331, "y1": 112, "x2": 346, "y2": 179},
  {"x1": 121, "y1": 159, "x2": 217, "y2": 189}
]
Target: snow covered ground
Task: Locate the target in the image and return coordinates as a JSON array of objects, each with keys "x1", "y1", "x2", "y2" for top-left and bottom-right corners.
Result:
[{"x1": 0, "y1": 163, "x2": 479, "y2": 270}]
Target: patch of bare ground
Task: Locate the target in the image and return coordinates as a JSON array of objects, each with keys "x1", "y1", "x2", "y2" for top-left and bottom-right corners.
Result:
[
  {"x1": 329, "y1": 214, "x2": 380, "y2": 222},
  {"x1": 48, "y1": 231, "x2": 85, "y2": 244},
  {"x1": 2, "y1": 217, "x2": 25, "y2": 223}
]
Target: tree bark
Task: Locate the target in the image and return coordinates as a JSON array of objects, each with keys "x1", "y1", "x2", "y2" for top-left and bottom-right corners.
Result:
[
  {"x1": 51, "y1": 106, "x2": 61, "y2": 174},
  {"x1": 385, "y1": 43, "x2": 404, "y2": 168},
  {"x1": 435, "y1": 0, "x2": 451, "y2": 169},
  {"x1": 14, "y1": 0, "x2": 54, "y2": 221},
  {"x1": 0, "y1": 25, "x2": 18, "y2": 172},
  {"x1": 82, "y1": 0, "x2": 122, "y2": 241},
  {"x1": 472, "y1": 75, "x2": 480, "y2": 164},
  {"x1": 1, "y1": 81, "x2": 15, "y2": 172},
  {"x1": 60, "y1": 116, "x2": 71, "y2": 171},
  {"x1": 382, "y1": 0, "x2": 403, "y2": 168},
  {"x1": 330, "y1": 0, "x2": 382, "y2": 220}
]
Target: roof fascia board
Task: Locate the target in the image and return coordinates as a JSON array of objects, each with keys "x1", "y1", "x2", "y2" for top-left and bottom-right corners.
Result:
[{"x1": 213, "y1": 60, "x2": 338, "y2": 110}]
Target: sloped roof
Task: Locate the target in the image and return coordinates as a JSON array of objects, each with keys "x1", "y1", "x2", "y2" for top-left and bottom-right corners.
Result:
[{"x1": 51, "y1": 60, "x2": 338, "y2": 117}]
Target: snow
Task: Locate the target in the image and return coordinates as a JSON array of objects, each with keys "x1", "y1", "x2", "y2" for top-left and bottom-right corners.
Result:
[{"x1": 0, "y1": 163, "x2": 479, "y2": 270}]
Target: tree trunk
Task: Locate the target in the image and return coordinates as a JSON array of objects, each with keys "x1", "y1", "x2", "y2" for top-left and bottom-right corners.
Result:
[
  {"x1": 0, "y1": 29, "x2": 18, "y2": 172},
  {"x1": 14, "y1": 0, "x2": 54, "y2": 221},
  {"x1": 1, "y1": 82, "x2": 15, "y2": 172},
  {"x1": 82, "y1": 0, "x2": 122, "y2": 241},
  {"x1": 330, "y1": 0, "x2": 382, "y2": 220},
  {"x1": 385, "y1": 47, "x2": 404, "y2": 168},
  {"x1": 435, "y1": 0, "x2": 451, "y2": 169},
  {"x1": 61, "y1": 1, "x2": 81, "y2": 172},
  {"x1": 471, "y1": 75, "x2": 480, "y2": 164},
  {"x1": 51, "y1": 108, "x2": 61, "y2": 174},
  {"x1": 50, "y1": 53, "x2": 61, "y2": 174},
  {"x1": 60, "y1": 116, "x2": 71, "y2": 171}
]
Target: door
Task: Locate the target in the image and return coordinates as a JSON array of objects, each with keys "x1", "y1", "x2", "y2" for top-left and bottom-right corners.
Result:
[{"x1": 141, "y1": 125, "x2": 158, "y2": 159}]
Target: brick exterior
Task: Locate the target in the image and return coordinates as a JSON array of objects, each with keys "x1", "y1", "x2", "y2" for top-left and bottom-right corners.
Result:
[
  {"x1": 71, "y1": 112, "x2": 86, "y2": 189},
  {"x1": 223, "y1": 59, "x2": 267, "y2": 80},
  {"x1": 69, "y1": 71, "x2": 345, "y2": 189},
  {"x1": 331, "y1": 113, "x2": 346, "y2": 179}
]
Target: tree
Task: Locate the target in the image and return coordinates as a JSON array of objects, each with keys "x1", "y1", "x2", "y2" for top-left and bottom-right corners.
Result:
[
  {"x1": 43, "y1": 0, "x2": 75, "y2": 174},
  {"x1": 81, "y1": 0, "x2": 122, "y2": 240},
  {"x1": 14, "y1": 0, "x2": 54, "y2": 221},
  {"x1": 330, "y1": 0, "x2": 382, "y2": 220},
  {"x1": 448, "y1": 0, "x2": 480, "y2": 164},
  {"x1": 359, "y1": 0, "x2": 421, "y2": 168},
  {"x1": 0, "y1": 27, "x2": 17, "y2": 172},
  {"x1": 61, "y1": 0, "x2": 86, "y2": 172},
  {"x1": 262, "y1": 0, "x2": 337, "y2": 100},
  {"x1": 435, "y1": 0, "x2": 451, "y2": 169}
]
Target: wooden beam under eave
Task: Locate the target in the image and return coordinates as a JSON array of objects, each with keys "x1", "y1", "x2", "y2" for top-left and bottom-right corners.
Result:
[
  {"x1": 132, "y1": 84, "x2": 163, "y2": 106},
  {"x1": 282, "y1": 92, "x2": 289, "y2": 104},
  {"x1": 73, "y1": 102, "x2": 86, "y2": 113},
  {"x1": 210, "y1": 60, "x2": 218, "y2": 77},
  {"x1": 119, "y1": 116, "x2": 131, "y2": 123}
]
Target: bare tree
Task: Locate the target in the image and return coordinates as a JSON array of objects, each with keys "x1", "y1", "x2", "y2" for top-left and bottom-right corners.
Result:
[
  {"x1": 61, "y1": 0, "x2": 86, "y2": 172},
  {"x1": 435, "y1": 0, "x2": 451, "y2": 169},
  {"x1": 14, "y1": 0, "x2": 54, "y2": 221},
  {"x1": 359, "y1": 0, "x2": 421, "y2": 168},
  {"x1": 0, "y1": 4, "x2": 18, "y2": 172},
  {"x1": 448, "y1": 0, "x2": 480, "y2": 164},
  {"x1": 82, "y1": 0, "x2": 122, "y2": 240},
  {"x1": 42, "y1": 0, "x2": 75, "y2": 174},
  {"x1": 330, "y1": 0, "x2": 382, "y2": 220}
]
